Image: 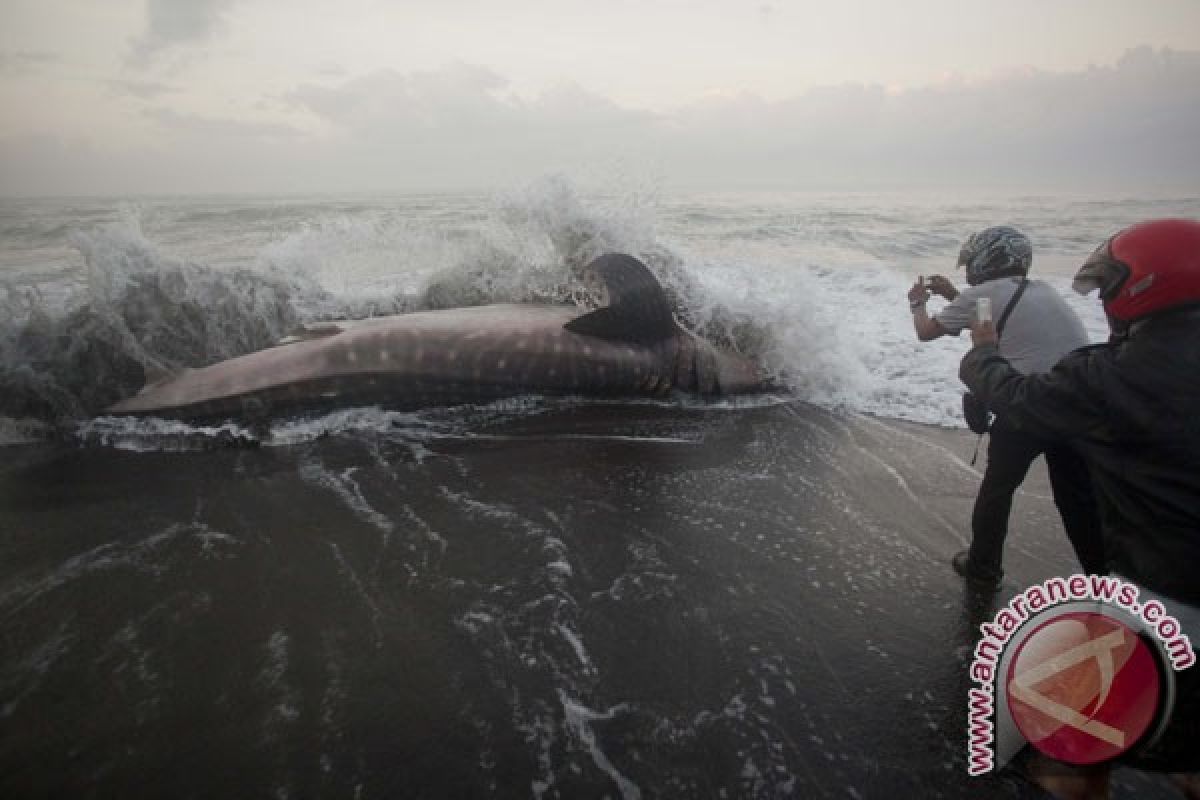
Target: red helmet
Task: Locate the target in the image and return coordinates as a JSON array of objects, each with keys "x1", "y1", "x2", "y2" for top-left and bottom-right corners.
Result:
[{"x1": 1073, "y1": 218, "x2": 1200, "y2": 323}]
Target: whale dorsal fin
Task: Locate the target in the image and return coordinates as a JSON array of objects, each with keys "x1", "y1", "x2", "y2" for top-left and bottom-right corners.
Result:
[{"x1": 563, "y1": 253, "x2": 677, "y2": 345}]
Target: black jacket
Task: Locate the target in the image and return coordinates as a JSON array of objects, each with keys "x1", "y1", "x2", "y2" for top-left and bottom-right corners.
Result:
[{"x1": 960, "y1": 308, "x2": 1200, "y2": 606}]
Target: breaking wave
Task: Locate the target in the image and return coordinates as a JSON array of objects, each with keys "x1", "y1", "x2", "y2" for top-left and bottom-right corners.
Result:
[
  {"x1": 0, "y1": 178, "x2": 770, "y2": 435},
  {"x1": 1, "y1": 176, "x2": 1136, "y2": 445}
]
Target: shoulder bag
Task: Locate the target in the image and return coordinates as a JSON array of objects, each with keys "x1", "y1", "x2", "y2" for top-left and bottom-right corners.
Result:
[{"x1": 963, "y1": 279, "x2": 1029, "y2": 434}]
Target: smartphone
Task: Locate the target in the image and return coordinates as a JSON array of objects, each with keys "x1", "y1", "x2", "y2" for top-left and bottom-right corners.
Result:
[{"x1": 976, "y1": 297, "x2": 992, "y2": 323}]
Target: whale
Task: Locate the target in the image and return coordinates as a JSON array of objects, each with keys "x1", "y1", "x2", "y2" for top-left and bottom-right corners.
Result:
[{"x1": 106, "y1": 254, "x2": 766, "y2": 421}]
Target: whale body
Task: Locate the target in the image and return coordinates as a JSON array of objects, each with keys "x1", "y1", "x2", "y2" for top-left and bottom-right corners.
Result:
[{"x1": 107, "y1": 254, "x2": 765, "y2": 421}]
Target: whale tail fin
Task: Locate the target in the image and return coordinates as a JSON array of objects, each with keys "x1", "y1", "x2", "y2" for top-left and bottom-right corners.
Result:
[{"x1": 564, "y1": 253, "x2": 677, "y2": 345}]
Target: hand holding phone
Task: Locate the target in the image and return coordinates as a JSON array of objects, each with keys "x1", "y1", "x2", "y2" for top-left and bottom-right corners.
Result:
[
  {"x1": 925, "y1": 275, "x2": 959, "y2": 300},
  {"x1": 970, "y1": 298, "x2": 998, "y2": 347},
  {"x1": 908, "y1": 276, "x2": 931, "y2": 307}
]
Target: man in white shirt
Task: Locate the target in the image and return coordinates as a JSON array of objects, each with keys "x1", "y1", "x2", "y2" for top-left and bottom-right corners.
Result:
[{"x1": 907, "y1": 226, "x2": 1104, "y2": 586}]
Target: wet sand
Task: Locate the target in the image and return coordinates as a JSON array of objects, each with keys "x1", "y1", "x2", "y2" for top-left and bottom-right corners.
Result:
[{"x1": 0, "y1": 401, "x2": 1181, "y2": 798}]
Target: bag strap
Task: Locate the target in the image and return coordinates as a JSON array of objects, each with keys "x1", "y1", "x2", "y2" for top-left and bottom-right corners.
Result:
[{"x1": 994, "y1": 278, "x2": 1029, "y2": 340}]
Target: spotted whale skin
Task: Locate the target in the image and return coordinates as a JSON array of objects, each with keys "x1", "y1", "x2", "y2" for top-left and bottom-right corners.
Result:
[{"x1": 107, "y1": 254, "x2": 765, "y2": 420}]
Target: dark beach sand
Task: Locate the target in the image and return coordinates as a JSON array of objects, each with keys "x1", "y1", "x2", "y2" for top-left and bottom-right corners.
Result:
[{"x1": 0, "y1": 401, "x2": 1180, "y2": 798}]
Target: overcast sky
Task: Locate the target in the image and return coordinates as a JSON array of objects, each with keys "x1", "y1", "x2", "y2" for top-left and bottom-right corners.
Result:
[{"x1": 2, "y1": 0, "x2": 1199, "y2": 195}]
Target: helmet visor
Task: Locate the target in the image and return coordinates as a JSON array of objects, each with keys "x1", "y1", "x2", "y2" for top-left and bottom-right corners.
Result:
[
  {"x1": 955, "y1": 240, "x2": 972, "y2": 269},
  {"x1": 1072, "y1": 240, "x2": 1129, "y2": 299}
]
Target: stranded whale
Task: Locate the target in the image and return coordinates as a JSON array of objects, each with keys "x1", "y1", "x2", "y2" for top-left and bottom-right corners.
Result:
[{"x1": 106, "y1": 254, "x2": 766, "y2": 420}]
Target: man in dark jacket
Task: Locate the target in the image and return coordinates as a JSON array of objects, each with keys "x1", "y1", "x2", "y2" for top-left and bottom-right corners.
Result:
[{"x1": 960, "y1": 218, "x2": 1200, "y2": 792}]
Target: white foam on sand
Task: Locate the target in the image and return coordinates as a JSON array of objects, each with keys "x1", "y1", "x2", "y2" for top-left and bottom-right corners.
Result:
[{"x1": 558, "y1": 692, "x2": 642, "y2": 800}]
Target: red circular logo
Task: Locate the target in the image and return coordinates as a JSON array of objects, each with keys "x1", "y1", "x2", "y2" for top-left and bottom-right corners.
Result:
[{"x1": 1005, "y1": 611, "x2": 1162, "y2": 765}]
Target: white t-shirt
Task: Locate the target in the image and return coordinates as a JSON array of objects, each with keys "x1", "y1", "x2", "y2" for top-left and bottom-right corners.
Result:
[{"x1": 935, "y1": 277, "x2": 1090, "y2": 375}]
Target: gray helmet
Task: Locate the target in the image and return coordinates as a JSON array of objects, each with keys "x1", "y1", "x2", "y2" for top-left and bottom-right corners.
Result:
[{"x1": 957, "y1": 226, "x2": 1032, "y2": 286}]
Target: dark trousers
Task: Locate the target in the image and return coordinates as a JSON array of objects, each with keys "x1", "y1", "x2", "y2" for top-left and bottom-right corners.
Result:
[{"x1": 968, "y1": 418, "x2": 1106, "y2": 578}]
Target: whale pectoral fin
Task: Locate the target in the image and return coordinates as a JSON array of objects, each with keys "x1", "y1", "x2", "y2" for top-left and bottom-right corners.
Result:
[
  {"x1": 564, "y1": 253, "x2": 677, "y2": 344},
  {"x1": 563, "y1": 307, "x2": 628, "y2": 339},
  {"x1": 275, "y1": 321, "x2": 345, "y2": 346}
]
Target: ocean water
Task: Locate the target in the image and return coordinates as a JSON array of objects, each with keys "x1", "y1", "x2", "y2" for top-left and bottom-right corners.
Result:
[
  {"x1": 1, "y1": 179, "x2": 1197, "y2": 798},
  {"x1": 5, "y1": 178, "x2": 1196, "y2": 439}
]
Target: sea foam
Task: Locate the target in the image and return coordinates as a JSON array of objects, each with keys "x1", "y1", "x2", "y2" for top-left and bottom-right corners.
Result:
[{"x1": 0, "y1": 178, "x2": 1170, "y2": 445}]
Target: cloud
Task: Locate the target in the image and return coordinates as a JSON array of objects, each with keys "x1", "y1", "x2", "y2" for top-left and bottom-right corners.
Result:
[
  {"x1": 279, "y1": 48, "x2": 1200, "y2": 191},
  {"x1": 141, "y1": 107, "x2": 304, "y2": 140},
  {"x1": 314, "y1": 62, "x2": 347, "y2": 79},
  {"x1": 3, "y1": 48, "x2": 1198, "y2": 195},
  {"x1": 286, "y1": 63, "x2": 653, "y2": 141},
  {"x1": 279, "y1": 64, "x2": 658, "y2": 189},
  {"x1": 657, "y1": 46, "x2": 1200, "y2": 188},
  {"x1": 105, "y1": 79, "x2": 179, "y2": 100},
  {"x1": 127, "y1": 0, "x2": 237, "y2": 67},
  {"x1": 0, "y1": 51, "x2": 61, "y2": 74},
  {"x1": 286, "y1": 63, "x2": 514, "y2": 131}
]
